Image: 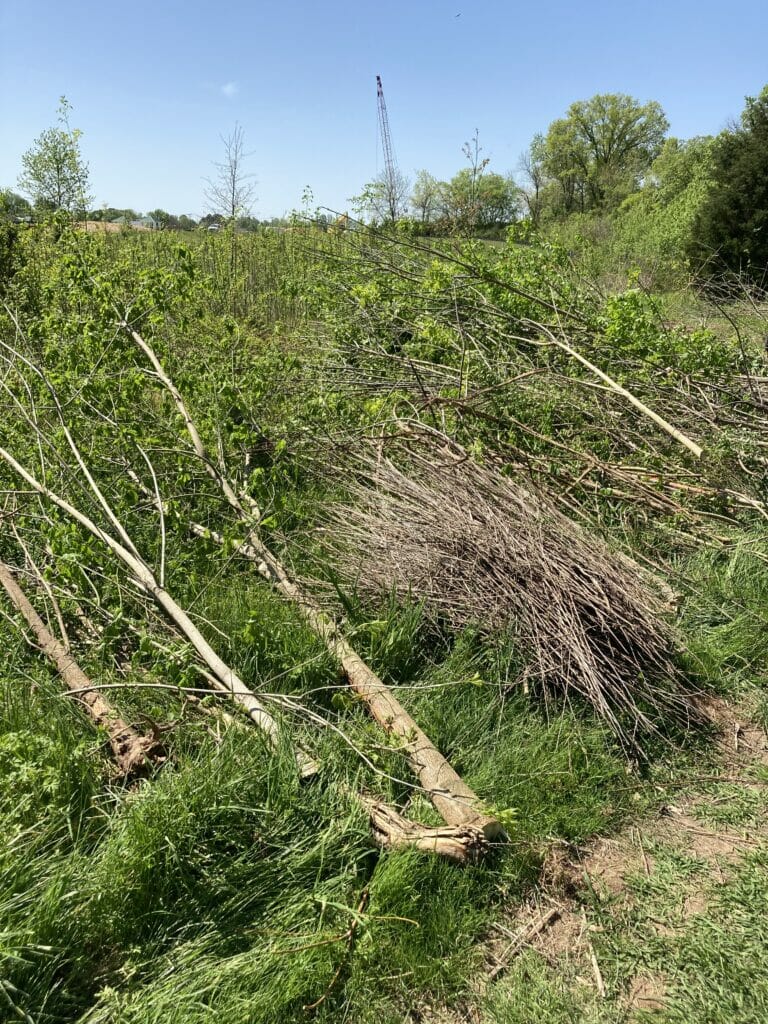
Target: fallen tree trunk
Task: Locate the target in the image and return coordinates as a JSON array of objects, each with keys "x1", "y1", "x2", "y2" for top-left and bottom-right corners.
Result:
[
  {"x1": 122, "y1": 322, "x2": 503, "y2": 842},
  {"x1": 192, "y1": 524, "x2": 503, "y2": 840},
  {"x1": 0, "y1": 446, "x2": 316, "y2": 776},
  {"x1": 0, "y1": 559, "x2": 160, "y2": 775}
]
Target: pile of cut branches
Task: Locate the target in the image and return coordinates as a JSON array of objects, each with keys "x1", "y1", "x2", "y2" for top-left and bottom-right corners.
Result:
[
  {"x1": 309, "y1": 224, "x2": 768, "y2": 540},
  {"x1": 321, "y1": 436, "x2": 702, "y2": 750}
]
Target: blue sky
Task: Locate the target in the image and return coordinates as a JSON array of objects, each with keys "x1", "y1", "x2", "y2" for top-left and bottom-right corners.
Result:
[{"x1": 1, "y1": 0, "x2": 767, "y2": 218}]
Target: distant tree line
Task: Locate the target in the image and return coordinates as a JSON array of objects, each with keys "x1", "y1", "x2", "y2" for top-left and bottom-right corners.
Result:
[
  {"x1": 349, "y1": 86, "x2": 768, "y2": 278},
  {"x1": 0, "y1": 194, "x2": 290, "y2": 234},
  {"x1": 4, "y1": 86, "x2": 768, "y2": 278}
]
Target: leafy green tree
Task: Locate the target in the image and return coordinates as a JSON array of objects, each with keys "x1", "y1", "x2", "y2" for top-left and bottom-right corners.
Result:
[
  {"x1": 410, "y1": 170, "x2": 442, "y2": 223},
  {"x1": 18, "y1": 97, "x2": 92, "y2": 214},
  {"x1": 431, "y1": 131, "x2": 519, "y2": 232},
  {"x1": 351, "y1": 168, "x2": 410, "y2": 224},
  {"x1": 688, "y1": 87, "x2": 768, "y2": 278},
  {"x1": 517, "y1": 134, "x2": 548, "y2": 226},
  {"x1": 147, "y1": 208, "x2": 172, "y2": 230},
  {"x1": 591, "y1": 136, "x2": 715, "y2": 280},
  {"x1": 646, "y1": 136, "x2": 714, "y2": 203},
  {"x1": 441, "y1": 169, "x2": 518, "y2": 230},
  {"x1": 542, "y1": 93, "x2": 669, "y2": 213}
]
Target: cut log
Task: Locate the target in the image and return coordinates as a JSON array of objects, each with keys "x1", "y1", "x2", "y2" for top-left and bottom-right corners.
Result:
[
  {"x1": 0, "y1": 560, "x2": 160, "y2": 776},
  {"x1": 357, "y1": 792, "x2": 489, "y2": 864},
  {"x1": 0, "y1": 446, "x2": 315, "y2": 777}
]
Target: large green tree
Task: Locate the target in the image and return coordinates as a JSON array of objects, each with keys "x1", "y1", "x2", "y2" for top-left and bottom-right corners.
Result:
[
  {"x1": 18, "y1": 98, "x2": 92, "y2": 213},
  {"x1": 542, "y1": 93, "x2": 669, "y2": 213},
  {"x1": 688, "y1": 87, "x2": 768, "y2": 278},
  {"x1": 441, "y1": 168, "x2": 519, "y2": 229}
]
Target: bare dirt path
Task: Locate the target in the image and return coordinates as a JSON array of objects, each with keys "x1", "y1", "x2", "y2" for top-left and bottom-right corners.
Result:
[{"x1": 429, "y1": 697, "x2": 768, "y2": 1022}]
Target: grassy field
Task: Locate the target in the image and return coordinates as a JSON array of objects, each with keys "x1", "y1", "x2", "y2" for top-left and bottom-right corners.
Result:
[{"x1": 0, "y1": 219, "x2": 767, "y2": 1023}]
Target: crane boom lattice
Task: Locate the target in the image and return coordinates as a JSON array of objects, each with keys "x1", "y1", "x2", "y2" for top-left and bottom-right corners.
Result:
[
  {"x1": 376, "y1": 75, "x2": 401, "y2": 220},
  {"x1": 376, "y1": 75, "x2": 398, "y2": 184}
]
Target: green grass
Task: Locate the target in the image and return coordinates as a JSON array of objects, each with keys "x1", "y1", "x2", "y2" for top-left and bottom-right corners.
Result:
[
  {"x1": 0, "y1": 567, "x2": 640, "y2": 1023},
  {"x1": 5, "y1": 530, "x2": 768, "y2": 1022},
  {"x1": 3, "y1": 223, "x2": 768, "y2": 1024},
  {"x1": 482, "y1": 780, "x2": 768, "y2": 1024}
]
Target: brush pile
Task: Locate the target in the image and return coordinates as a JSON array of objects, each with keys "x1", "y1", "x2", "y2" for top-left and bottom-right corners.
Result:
[{"x1": 323, "y1": 441, "x2": 702, "y2": 749}]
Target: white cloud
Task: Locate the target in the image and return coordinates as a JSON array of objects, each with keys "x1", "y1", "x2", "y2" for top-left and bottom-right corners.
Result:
[{"x1": 221, "y1": 81, "x2": 239, "y2": 98}]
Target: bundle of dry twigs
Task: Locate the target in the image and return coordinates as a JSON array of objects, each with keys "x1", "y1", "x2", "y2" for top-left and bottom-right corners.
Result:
[{"x1": 322, "y1": 439, "x2": 702, "y2": 750}]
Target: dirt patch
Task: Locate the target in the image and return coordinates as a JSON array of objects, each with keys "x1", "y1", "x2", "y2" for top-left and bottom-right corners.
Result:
[
  {"x1": 480, "y1": 702, "x2": 768, "y2": 1015},
  {"x1": 654, "y1": 805, "x2": 758, "y2": 865},
  {"x1": 627, "y1": 974, "x2": 667, "y2": 1013},
  {"x1": 580, "y1": 834, "x2": 644, "y2": 896},
  {"x1": 698, "y1": 694, "x2": 768, "y2": 768},
  {"x1": 529, "y1": 904, "x2": 583, "y2": 961}
]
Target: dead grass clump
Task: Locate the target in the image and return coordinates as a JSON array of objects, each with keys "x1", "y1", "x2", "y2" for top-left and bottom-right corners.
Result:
[{"x1": 324, "y1": 448, "x2": 701, "y2": 750}]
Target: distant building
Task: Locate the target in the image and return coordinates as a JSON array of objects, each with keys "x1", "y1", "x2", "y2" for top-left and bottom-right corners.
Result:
[{"x1": 109, "y1": 215, "x2": 158, "y2": 231}]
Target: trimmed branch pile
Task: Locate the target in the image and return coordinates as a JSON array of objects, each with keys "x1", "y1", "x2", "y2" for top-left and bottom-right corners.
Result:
[{"x1": 323, "y1": 445, "x2": 702, "y2": 748}]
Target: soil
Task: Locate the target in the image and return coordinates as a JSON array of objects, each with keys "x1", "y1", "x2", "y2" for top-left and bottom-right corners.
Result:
[{"x1": 478, "y1": 696, "x2": 768, "y2": 1017}]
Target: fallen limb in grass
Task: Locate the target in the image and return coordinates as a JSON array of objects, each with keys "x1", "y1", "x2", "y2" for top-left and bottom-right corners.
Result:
[
  {"x1": 191, "y1": 522, "x2": 503, "y2": 841},
  {"x1": 0, "y1": 446, "x2": 315, "y2": 777},
  {"x1": 0, "y1": 559, "x2": 161, "y2": 775},
  {"x1": 123, "y1": 321, "x2": 503, "y2": 842},
  {"x1": 523, "y1": 319, "x2": 704, "y2": 459},
  {"x1": 357, "y1": 792, "x2": 490, "y2": 864}
]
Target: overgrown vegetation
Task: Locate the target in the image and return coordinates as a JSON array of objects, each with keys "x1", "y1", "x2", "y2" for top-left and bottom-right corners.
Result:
[{"x1": 0, "y1": 106, "x2": 767, "y2": 1022}]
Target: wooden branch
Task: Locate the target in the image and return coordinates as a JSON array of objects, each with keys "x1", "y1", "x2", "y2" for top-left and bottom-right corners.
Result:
[
  {"x1": 487, "y1": 905, "x2": 562, "y2": 980},
  {"x1": 125, "y1": 322, "x2": 502, "y2": 840},
  {"x1": 0, "y1": 560, "x2": 160, "y2": 776},
  {"x1": 357, "y1": 792, "x2": 489, "y2": 864},
  {"x1": 191, "y1": 526, "x2": 502, "y2": 840},
  {"x1": 528, "y1": 321, "x2": 704, "y2": 458},
  {"x1": 0, "y1": 446, "x2": 315, "y2": 776}
]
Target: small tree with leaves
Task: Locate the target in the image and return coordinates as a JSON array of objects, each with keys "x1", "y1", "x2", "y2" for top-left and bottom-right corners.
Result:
[
  {"x1": 351, "y1": 168, "x2": 410, "y2": 225},
  {"x1": 18, "y1": 97, "x2": 92, "y2": 214},
  {"x1": 410, "y1": 170, "x2": 442, "y2": 224}
]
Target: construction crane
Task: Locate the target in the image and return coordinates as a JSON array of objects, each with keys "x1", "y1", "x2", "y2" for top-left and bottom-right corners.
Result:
[{"x1": 376, "y1": 75, "x2": 401, "y2": 221}]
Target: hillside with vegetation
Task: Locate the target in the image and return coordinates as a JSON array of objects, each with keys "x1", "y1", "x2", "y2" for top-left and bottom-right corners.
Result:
[{"x1": 0, "y1": 86, "x2": 767, "y2": 1023}]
